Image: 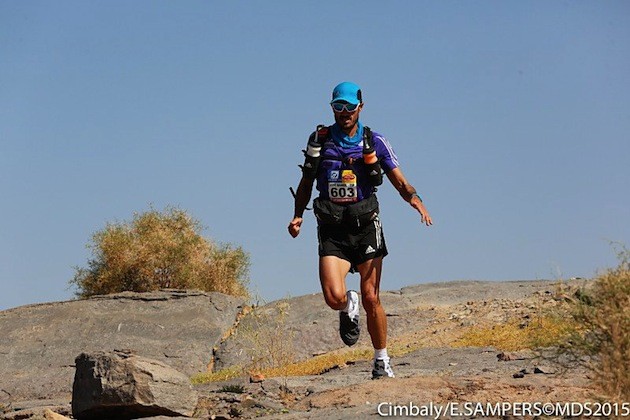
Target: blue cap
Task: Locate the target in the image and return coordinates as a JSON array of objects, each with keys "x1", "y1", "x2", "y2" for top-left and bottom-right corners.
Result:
[{"x1": 331, "y1": 82, "x2": 362, "y2": 105}]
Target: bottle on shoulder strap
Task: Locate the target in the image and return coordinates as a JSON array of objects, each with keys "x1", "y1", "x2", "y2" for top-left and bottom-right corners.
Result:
[
  {"x1": 362, "y1": 126, "x2": 383, "y2": 186},
  {"x1": 301, "y1": 124, "x2": 328, "y2": 179}
]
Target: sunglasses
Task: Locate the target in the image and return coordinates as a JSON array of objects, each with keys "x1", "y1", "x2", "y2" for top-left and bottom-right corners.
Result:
[{"x1": 331, "y1": 102, "x2": 360, "y2": 113}]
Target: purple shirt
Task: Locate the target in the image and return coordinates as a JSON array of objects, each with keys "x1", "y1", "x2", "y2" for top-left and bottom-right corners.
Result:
[{"x1": 315, "y1": 128, "x2": 399, "y2": 203}]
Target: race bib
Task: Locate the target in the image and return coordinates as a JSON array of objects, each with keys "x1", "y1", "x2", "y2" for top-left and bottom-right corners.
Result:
[{"x1": 328, "y1": 170, "x2": 358, "y2": 203}]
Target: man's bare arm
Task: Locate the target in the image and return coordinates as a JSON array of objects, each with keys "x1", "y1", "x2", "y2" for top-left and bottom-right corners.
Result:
[
  {"x1": 288, "y1": 176, "x2": 315, "y2": 237},
  {"x1": 386, "y1": 168, "x2": 433, "y2": 226}
]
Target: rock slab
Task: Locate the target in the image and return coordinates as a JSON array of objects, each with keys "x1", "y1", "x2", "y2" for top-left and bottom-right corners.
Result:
[
  {"x1": 0, "y1": 289, "x2": 245, "y2": 403},
  {"x1": 72, "y1": 351, "x2": 198, "y2": 420}
]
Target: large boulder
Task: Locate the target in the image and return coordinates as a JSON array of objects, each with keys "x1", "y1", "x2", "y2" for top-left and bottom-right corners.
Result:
[
  {"x1": 72, "y1": 350, "x2": 197, "y2": 419},
  {"x1": 0, "y1": 289, "x2": 246, "y2": 404}
]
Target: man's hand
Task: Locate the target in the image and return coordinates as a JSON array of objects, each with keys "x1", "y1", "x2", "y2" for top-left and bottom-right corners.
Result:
[
  {"x1": 385, "y1": 168, "x2": 433, "y2": 227},
  {"x1": 411, "y1": 196, "x2": 433, "y2": 226},
  {"x1": 288, "y1": 217, "x2": 303, "y2": 238}
]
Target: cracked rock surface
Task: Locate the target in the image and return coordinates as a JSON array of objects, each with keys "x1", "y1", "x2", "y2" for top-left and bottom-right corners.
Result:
[{"x1": 0, "y1": 289, "x2": 245, "y2": 405}]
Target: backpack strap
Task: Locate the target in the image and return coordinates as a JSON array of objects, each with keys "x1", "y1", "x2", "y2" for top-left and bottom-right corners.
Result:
[
  {"x1": 300, "y1": 124, "x2": 329, "y2": 179},
  {"x1": 362, "y1": 126, "x2": 375, "y2": 155},
  {"x1": 361, "y1": 126, "x2": 383, "y2": 187},
  {"x1": 315, "y1": 124, "x2": 330, "y2": 144}
]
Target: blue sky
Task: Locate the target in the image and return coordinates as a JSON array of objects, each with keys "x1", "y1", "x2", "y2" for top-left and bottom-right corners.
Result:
[{"x1": 1, "y1": 1, "x2": 629, "y2": 310}]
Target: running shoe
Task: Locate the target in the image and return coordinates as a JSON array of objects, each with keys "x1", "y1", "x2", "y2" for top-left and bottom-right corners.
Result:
[
  {"x1": 372, "y1": 357, "x2": 395, "y2": 379},
  {"x1": 339, "y1": 290, "x2": 360, "y2": 346}
]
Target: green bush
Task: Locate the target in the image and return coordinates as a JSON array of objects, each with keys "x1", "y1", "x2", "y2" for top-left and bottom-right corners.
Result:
[{"x1": 71, "y1": 207, "x2": 249, "y2": 298}]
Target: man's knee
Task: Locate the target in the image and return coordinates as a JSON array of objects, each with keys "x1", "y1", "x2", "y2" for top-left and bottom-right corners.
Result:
[
  {"x1": 361, "y1": 289, "x2": 380, "y2": 310},
  {"x1": 323, "y1": 290, "x2": 346, "y2": 310}
]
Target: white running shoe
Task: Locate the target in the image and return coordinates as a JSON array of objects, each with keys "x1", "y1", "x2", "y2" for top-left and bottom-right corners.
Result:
[{"x1": 339, "y1": 290, "x2": 360, "y2": 346}]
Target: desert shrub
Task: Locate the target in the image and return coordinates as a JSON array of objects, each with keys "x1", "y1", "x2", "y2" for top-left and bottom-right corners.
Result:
[
  {"x1": 71, "y1": 207, "x2": 249, "y2": 298},
  {"x1": 193, "y1": 300, "x2": 298, "y2": 384},
  {"x1": 239, "y1": 301, "x2": 296, "y2": 373},
  {"x1": 562, "y1": 248, "x2": 630, "y2": 401}
]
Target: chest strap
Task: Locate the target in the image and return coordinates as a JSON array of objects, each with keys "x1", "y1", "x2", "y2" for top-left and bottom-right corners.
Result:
[{"x1": 300, "y1": 124, "x2": 382, "y2": 186}]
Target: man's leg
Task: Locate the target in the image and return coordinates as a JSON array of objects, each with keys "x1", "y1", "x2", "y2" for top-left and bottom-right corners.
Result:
[
  {"x1": 358, "y1": 256, "x2": 394, "y2": 378},
  {"x1": 320, "y1": 255, "x2": 361, "y2": 346},
  {"x1": 357, "y1": 257, "x2": 386, "y2": 349},
  {"x1": 319, "y1": 255, "x2": 352, "y2": 310}
]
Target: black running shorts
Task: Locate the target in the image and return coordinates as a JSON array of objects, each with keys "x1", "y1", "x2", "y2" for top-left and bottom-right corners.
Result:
[{"x1": 317, "y1": 217, "x2": 388, "y2": 270}]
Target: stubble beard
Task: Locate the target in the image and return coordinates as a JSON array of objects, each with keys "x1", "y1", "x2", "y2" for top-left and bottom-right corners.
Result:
[{"x1": 335, "y1": 112, "x2": 359, "y2": 135}]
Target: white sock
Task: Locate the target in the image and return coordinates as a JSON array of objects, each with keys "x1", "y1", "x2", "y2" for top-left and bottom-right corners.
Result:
[
  {"x1": 343, "y1": 296, "x2": 352, "y2": 313},
  {"x1": 374, "y1": 348, "x2": 389, "y2": 360},
  {"x1": 344, "y1": 290, "x2": 358, "y2": 314}
]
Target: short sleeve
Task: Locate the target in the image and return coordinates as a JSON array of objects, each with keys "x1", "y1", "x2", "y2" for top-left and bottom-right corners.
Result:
[{"x1": 373, "y1": 133, "x2": 400, "y2": 173}]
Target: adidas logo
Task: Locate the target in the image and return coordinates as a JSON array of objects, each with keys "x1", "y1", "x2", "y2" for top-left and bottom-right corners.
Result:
[
  {"x1": 365, "y1": 245, "x2": 375, "y2": 254},
  {"x1": 370, "y1": 170, "x2": 379, "y2": 175}
]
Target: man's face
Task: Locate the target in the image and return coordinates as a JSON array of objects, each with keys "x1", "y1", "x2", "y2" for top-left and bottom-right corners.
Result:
[{"x1": 332, "y1": 102, "x2": 363, "y2": 133}]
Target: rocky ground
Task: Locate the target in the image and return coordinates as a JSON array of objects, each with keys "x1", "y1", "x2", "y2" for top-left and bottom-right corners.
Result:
[
  {"x1": 193, "y1": 348, "x2": 593, "y2": 419},
  {"x1": 0, "y1": 279, "x2": 599, "y2": 419}
]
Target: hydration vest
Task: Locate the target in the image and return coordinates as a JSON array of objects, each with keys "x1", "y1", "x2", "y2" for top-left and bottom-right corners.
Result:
[{"x1": 301, "y1": 124, "x2": 383, "y2": 187}]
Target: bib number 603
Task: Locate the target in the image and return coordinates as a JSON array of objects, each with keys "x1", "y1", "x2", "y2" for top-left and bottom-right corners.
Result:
[{"x1": 330, "y1": 186, "x2": 355, "y2": 198}]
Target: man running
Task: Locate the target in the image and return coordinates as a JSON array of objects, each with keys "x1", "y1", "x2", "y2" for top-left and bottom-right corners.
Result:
[{"x1": 288, "y1": 81, "x2": 432, "y2": 379}]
